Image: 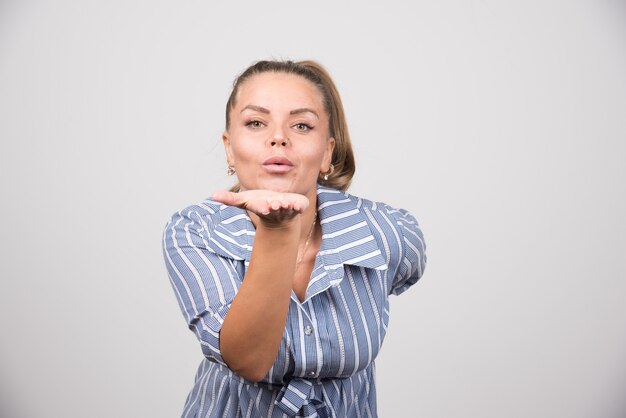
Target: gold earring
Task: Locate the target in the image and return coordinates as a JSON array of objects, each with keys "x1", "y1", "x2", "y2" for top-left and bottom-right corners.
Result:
[
  {"x1": 320, "y1": 164, "x2": 334, "y2": 181},
  {"x1": 227, "y1": 165, "x2": 236, "y2": 176}
]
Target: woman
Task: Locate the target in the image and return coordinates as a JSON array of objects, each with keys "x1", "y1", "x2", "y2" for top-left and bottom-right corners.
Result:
[{"x1": 162, "y1": 60, "x2": 427, "y2": 417}]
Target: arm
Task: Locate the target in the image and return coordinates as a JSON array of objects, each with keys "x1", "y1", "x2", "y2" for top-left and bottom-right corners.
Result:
[
  {"x1": 162, "y1": 206, "x2": 241, "y2": 367},
  {"x1": 212, "y1": 190, "x2": 309, "y2": 382},
  {"x1": 387, "y1": 206, "x2": 427, "y2": 295}
]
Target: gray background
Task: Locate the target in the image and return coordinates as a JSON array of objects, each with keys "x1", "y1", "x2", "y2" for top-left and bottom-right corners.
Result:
[{"x1": 1, "y1": 1, "x2": 625, "y2": 417}]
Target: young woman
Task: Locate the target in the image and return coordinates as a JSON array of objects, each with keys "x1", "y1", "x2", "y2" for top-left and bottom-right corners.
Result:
[{"x1": 163, "y1": 60, "x2": 427, "y2": 417}]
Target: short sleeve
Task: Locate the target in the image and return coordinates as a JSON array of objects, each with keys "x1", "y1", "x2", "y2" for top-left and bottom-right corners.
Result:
[
  {"x1": 162, "y1": 207, "x2": 241, "y2": 366},
  {"x1": 387, "y1": 207, "x2": 427, "y2": 295}
]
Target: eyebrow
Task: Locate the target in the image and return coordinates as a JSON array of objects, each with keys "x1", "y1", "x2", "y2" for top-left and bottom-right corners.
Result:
[
  {"x1": 240, "y1": 105, "x2": 270, "y2": 114},
  {"x1": 290, "y1": 108, "x2": 319, "y2": 119},
  {"x1": 240, "y1": 105, "x2": 319, "y2": 119}
]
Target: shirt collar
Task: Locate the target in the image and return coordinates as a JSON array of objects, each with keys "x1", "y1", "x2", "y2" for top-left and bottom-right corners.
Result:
[
  {"x1": 204, "y1": 186, "x2": 388, "y2": 276},
  {"x1": 316, "y1": 185, "x2": 387, "y2": 272}
]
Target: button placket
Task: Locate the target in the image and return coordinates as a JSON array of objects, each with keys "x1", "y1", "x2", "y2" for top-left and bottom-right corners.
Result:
[
  {"x1": 303, "y1": 323, "x2": 317, "y2": 378},
  {"x1": 291, "y1": 302, "x2": 319, "y2": 380}
]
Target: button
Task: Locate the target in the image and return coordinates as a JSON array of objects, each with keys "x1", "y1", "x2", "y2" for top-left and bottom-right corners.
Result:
[
  {"x1": 304, "y1": 325, "x2": 313, "y2": 336},
  {"x1": 306, "y1": 371, "x2": 317, "y2": 378}
]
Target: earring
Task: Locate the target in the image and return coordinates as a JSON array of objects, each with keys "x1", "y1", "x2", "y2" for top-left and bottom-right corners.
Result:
[
  {"x1": 320, "y1": 164, "x2": 334, "y2": 181},
  {"x1": 227, "y1": 165, "x2": 236, "y2": 176}
]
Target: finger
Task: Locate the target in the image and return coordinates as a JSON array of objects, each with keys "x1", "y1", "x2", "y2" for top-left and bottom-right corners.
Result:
[
  {"x1": 293, "y1": 195, "x2": 309, "y2": 213},
  {"x1": 258, "y1": 199, "x2": 271, "y2": 215},
  {"x1": 270, "y1": 198, "x2": 281, "y2": 211}
]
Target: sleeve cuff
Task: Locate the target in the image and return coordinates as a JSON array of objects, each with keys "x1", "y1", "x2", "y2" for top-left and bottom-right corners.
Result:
[{"x1": 192, "y1": 303, "x2": 233, "y2": 366}]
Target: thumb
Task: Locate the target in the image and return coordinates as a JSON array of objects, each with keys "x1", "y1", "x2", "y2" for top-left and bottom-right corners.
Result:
[{"x1": 212, "y1": 190, "x2": 240, "y2": 206}]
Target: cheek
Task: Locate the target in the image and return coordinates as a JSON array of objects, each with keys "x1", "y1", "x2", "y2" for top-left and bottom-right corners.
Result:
[
  {"x1": 230, "y1": 139, "x2": 259, "y2": 161},
  {"x1": 303, "y1": 144, "x2": 328, "y2": 169}
]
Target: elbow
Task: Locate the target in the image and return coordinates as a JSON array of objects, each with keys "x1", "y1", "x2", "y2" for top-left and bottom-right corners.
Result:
[
  {"x1": 221, "y1": 346, "x2": 273, "y2": 382},
  {"x1": 233, "y1": 367, "x2": 268, "y2": 383},
  {"x1": 218, "y1": 317, "x2": 280, "y2": 383},
  {"x1": 202, "y1": 345, "x2": 270, "y2": 382},
  {"x1": 226, "y1": 359, "x2": 271, "y2": 383}
]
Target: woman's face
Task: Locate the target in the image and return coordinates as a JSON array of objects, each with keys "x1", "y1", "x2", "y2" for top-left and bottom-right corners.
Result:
[{"x1": 223, "y1": 72, "x2": 335, "y2": 199}]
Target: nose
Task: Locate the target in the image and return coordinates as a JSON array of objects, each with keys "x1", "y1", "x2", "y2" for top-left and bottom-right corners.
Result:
[
  {"x1": 269, "y1": 137, "x2": 288, "y2": 147},
  {"x1": 269, "y1": 128, "x2": 289, "y2": 147}
]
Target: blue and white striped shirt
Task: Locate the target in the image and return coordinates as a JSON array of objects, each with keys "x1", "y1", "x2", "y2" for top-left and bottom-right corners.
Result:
[{"x1": 162, "y1": 186, "x2": 427, "y2": 417}]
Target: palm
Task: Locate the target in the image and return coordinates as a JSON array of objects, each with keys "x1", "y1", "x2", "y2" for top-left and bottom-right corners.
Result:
[{"x1": 212, "y1": 189, "x2": 310, "y2": 224}]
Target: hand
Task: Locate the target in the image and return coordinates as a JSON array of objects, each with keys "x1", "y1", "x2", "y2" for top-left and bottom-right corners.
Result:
[{"x1": 212, "y1": 189, "x2": 310, "y2": 227}]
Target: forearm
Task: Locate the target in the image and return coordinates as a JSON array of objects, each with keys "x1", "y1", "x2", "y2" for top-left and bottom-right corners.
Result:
[{"x1": 220, "y1": 222, "x2": 299, "y2": 382}]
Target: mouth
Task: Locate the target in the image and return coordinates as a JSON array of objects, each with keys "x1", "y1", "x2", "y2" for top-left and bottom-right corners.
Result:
[{"x1": 262, "y1": 156, "x2": 294, "y2": 174}]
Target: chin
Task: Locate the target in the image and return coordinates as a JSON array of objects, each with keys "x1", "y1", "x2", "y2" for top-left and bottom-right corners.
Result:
[
  {"x1": 250, "y1": 177, "x2": 314, "y2": 196},
  {"x1": 266, "y1": 180, "x2": 300, "y2": 194}
]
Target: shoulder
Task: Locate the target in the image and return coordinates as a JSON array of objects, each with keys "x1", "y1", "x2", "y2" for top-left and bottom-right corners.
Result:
[
  {"x1": 164, "y1": 199, "x2": 221, "y2": 227},
  {"x1": 320, "y1": 186, "x2": 420, "y2": 240},
  {"x1": 163, "y1": 198, "x2": 252, "y2": 261},
  {"x1": 317, "y1": 185, "x2": 425, "y2": 258},
  {"x1": 330, "y1": 189, "x2": 427, "y2": 293},
  {"x1": 165, "y1": 197, "x2": 248, "y2": 230}
]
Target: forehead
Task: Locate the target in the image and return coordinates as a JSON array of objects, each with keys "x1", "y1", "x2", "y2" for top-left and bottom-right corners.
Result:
[{"x1": 235, "y1": 72, "x2": 325, "y2": 111}]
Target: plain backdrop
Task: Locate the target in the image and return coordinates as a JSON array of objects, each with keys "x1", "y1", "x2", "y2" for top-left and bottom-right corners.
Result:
[{"x1": 1, "y1": 1, "x2": 625, "y2": 417}]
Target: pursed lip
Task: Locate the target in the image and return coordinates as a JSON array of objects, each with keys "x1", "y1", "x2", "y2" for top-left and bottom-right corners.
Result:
[{"x1": 262, "y1": 156, "x2": 294, "y2": 174}]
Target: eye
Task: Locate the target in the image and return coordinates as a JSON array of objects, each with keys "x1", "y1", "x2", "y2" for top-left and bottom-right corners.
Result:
[
  {"x1": 246, "y1": 120, "x2": 265, "y2": 129},
  {"x1": 293, "y1": 123, "x2": 313, "y2": 132}
]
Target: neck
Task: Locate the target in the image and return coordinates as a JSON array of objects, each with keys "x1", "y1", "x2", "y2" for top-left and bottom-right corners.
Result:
[
  {"x1": 300, "y1": 201, "x2": 318, "y2": 241},
  {"x1": 295, "y1": 198, "x2": 319, "y2": 268}
]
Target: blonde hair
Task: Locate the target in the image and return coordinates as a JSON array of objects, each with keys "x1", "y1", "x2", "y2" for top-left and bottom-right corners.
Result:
[{"x1": 225, "y1": 60, "x2": 355, "y2": 192}]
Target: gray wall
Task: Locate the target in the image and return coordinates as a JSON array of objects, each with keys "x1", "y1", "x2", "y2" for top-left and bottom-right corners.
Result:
[{"x1": 1, "y1": 1, "x2": 625, "y2": 417}]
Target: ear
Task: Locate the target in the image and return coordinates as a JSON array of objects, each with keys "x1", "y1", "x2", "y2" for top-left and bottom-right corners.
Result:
[
  {"x1": 322, "y1": 137, "x2": 336, "y2": 171},
  {"x1": 222, "y1": 131, "x2": 235, "y2": 166}
]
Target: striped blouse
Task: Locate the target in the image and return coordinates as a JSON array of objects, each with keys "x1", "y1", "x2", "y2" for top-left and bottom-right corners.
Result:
[{"x1": 162, "y1": 186, "x2": 427, "y2": 417}]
